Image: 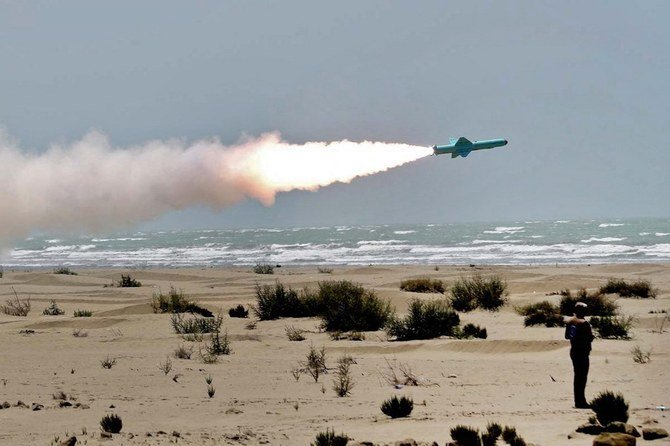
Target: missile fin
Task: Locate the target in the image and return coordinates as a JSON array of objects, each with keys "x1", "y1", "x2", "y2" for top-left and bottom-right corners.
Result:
[{"x1": 455, "y1": 137, "x2": 472, "y2": 147}]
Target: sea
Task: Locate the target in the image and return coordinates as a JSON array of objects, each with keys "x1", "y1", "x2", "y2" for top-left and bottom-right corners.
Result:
[{"x1": 4, "y1": 218, "x2": 670, "y2": 269}]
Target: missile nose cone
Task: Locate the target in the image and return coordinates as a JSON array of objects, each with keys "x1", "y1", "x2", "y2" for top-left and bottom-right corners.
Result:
[{"x1": 503, "y1": 140, "x2": 508, "y2": 145}]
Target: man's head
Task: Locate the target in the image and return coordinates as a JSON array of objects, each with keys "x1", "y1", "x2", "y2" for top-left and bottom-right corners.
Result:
[{"x1": 574, "y1": 302, "x2": 588, "y2": 318}]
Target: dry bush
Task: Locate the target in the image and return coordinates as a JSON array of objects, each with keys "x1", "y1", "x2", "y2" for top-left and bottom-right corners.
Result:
[
  {"x1": 100, "y1": 356, "x2": 117, "y2": 369},
  {"x1": 205, "y1": 329, "x2": 231, "y2": 356},
  {"x1": 591, "y1": 315, "x2": 635, "y2": 339},
  {"x1": 158, "y1": 357, "x2": 173, "y2": 375},
  {"x1": 53, "y1": 267, "x2": 77, "y2": 275},
  {"x1": 72, "y1": 329, "x2": 88, "y2": 338},
  {"x1": 559, "y1": 288, "x2": 617, "y2": 317},
  {"x1": 1, "y1": 289, "x2": 31, "y2": 316},
  {"x1": 380, "y1": 357, "x2": 437, "y2": 387},
  {"x1": 170, "y1": 313, "x2": 222, "y2": 334},
  {"x1": 311, "y1": 428, "x2": 349, "y2": 446},
  {"x1": 332, "y1": 355, "x2": 354, "y2": 397},
  {"x1": 304, "y1": 345, "x2": 327, "y2": 383},
  {"x1": 117, "y1": 274, "x2": 141, "y2": 287},
  {"x1": 451, "y1": 275, "x2": 508, "y2": 312},
  {"x1": 631, "y1": 345, "x2": 651, "y2": 363},
  {"x1": 174, "y1": 344, "x2": 194, "y2": 359},
  {"x1": 253, "y1": 263, "x2": 274, "y2": 274},
  {"x1": 42, "y1": 300, "x2": 65, "y2": 316},
  {"x1": 285, "y1": 325, "x2": 306, "y2": 341},
  {"x1": 73, "y1": 309, "x2": 92, "y2": 317},
  {"x1": 228, "y1": 304, "x2": 249, "y2": 318},
  {"x1": 516, "y1": 301, "x2": 564, "y2": 327}
]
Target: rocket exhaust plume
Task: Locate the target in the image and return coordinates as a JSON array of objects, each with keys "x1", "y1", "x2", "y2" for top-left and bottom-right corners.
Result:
[{"x1": 0, "y1": 130, "x2": 432, "y2": 242}]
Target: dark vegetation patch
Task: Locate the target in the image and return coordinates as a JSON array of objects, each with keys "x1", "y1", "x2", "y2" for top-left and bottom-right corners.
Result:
[
  {"x1": 254, "y1": 280, "x2": 393, "y2": 332},
  {"x1": 53, "y1": 267, "x2": 77, "y2": 275},
  {"x1": 100, "y1": 414, "x2": 122, "y2": 433},
  {"x1": 311, "y1": 428, "x2": 349, "y2": 446},
  {"x1": 151, "y1": 286, "x2": 213, "y2": 317},
  {"x1": 42, "y1": 300, "x2": 65, "y2": 316},
  {"x1": 380, "y1": 395, "x2": 413, "y2": 418},
  {"x1": 600, "y1": 278, "x2": 657, "y2": 298},
  {"x1": 558, "y1": 289, "x2": 618, "y2": 317},
  {"x1": 117, "y1": 274, "x2": 141, "y2": 287},
  {"x1": 253, "y1": 263, "x2": 274, "y2": 274},
  {"x1": 516, "y1": 301, "x2": 564, "y2": 327},
  {"x1": 228, "y1": 304, "x2": 249, "y2": 318},
  {"x1": 450, "y1": 275, "x2": 508, "y2": 312},
  {"x1": 386, "y1": 298, "x2": 459, "y2": 340},
  {"x1": 400, "y1": 277, "x2": 445, "y2": 294},
  {"x1": 73, "y1": 309, "x2": 92, "y2": 317},
  {"x1": 591, "y1": 315, "x2": 634, "y2": 339},
  {"x1": 590, "y1": 390, "x2": 629, "y2": 425}
]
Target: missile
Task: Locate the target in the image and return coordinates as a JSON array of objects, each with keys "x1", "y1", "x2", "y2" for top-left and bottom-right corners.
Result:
[{"x1": 433, "y1": 137, "x2": 508, "y2": 158}]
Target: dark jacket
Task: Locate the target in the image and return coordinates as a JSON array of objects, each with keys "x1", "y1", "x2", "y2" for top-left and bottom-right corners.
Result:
[{"x1": 565, "y1": 316, "x2": 594, "y2": 354}]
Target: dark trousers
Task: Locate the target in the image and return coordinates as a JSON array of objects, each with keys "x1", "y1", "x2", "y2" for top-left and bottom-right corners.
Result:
[{"x1": 570, "y1": 349, "x2": 590, "y2": 407}]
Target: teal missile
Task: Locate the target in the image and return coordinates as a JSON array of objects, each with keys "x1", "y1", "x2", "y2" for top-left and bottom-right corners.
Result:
[{"x1": 433, "y1": 137, "x2": 508, "y2": 158}]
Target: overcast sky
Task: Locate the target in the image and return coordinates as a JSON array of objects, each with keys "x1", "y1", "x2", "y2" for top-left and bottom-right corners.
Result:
[{"x1": 1, "y1": 1, "x2": 668, "y2": 230}]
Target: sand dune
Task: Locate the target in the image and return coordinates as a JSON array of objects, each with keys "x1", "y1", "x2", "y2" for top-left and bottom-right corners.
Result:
[{"x1": 0, "y1": 264, "x2": 668, "y2": 445}]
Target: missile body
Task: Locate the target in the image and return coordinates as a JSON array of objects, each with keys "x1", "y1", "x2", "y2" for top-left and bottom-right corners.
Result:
[{"x1": 433, "y1": 137, "x2": 508, "y2": 158}]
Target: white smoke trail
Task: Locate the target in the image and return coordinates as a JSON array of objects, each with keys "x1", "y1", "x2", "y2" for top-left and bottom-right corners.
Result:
[{"x1": 0, "y1": 130, "x2": 432, "y2": 242}]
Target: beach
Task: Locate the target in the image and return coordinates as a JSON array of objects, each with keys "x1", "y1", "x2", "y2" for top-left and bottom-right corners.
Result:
[{"x1": 1, "y1": 263, "x2": 669, "y2": 445}]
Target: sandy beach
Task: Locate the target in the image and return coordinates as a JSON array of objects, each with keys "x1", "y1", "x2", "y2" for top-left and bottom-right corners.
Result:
[{"x1": 1, "y1": 263, "x2": 669, "y2": 445}]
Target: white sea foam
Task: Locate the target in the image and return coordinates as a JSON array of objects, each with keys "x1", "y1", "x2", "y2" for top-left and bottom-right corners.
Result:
[
  {"x1": 656, "y1": 233, "x2": 670, "y2": 237},
  {"x1": 581, "y1": 237, "x2": 627, "y2": 243},
  {"x1": 394, "y1": 230, "x2": 416, "y2": 235},
  {"x1": 483, "y1": 226, "x2": 525, "y2": 234},
  {"x1": 599, "y1": 223, "x2": 625, "y2": 228}
]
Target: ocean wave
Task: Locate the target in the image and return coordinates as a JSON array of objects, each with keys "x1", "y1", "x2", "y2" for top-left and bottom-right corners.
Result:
[
  {"x1": 394, "y1": 230, "x2": 416, "y2": 235},
  {"x1": 581, "y1": 237, "x2": 627, "y2": 243},
  {"x1": 599, "y1": 223, "x2": 625, "y2": 228},
  {"x1": 656, "y1": 233, "x2": 670, "y2": 237},
  {"x1": 483, "y1": 226, "x2": 525, "y2": 234}
]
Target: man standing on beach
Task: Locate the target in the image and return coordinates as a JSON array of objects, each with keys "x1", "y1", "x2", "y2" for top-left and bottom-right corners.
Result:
[{"x1": 565, "y1": 302, "x2": 594, "y2": 408}]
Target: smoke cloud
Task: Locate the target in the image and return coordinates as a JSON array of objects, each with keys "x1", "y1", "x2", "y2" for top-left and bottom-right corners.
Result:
[{"x1": 0, "y1": 130, "x2": 431, "y2": 242}]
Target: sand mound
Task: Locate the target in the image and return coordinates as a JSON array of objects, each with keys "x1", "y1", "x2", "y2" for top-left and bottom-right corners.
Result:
[
  {"x1": 95, "y1": 303, "x2": 155, "y2": 316},
  {"x1": 439, "y1": 339, "x2": 566, "y2": 354},
  {"x1": 26, "y1": 317, "x2": 126, "y2": 329}
]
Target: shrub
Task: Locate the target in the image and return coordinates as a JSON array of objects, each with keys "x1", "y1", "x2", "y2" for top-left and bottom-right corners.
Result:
[
  {"x1": 253, "y1": 263, "x2": 274, "y2": 274},
  {"x1": 73, "y1": 309, "x2": 92, "y2": 317},
  {"x1": 285, "y1": 325, "x2": 306, "y2": 341},
  {"x1": 450, "y1": 425, "x2": 481, "y2": 446},
  {"x1": 317, "y1": 266, "x2": 333, "y2": 274},
  {"x1": 205, "y1": 329, "x2": 231, "y2": 356},
  {"x1": 631, "y1": 345, "x2": 651, "y2": 363},
  {"x1": 253, "y1": 283, "x2": 319, "y2": 320},
  {"x1": 400, "y1": 278, "x2": 445, "y2": 294},
  {"x1": 228, "y1": 304, "x2": 249, "y2": 318},
  {"x1": 600, "y1": 278, "x2": 657, "y2": 298},
  {"x1": 151, "y1": 286, "x2": 213, "y2": 317},
  {"x1": 304, "y1": 345, "x2": 327, "y2": 383},
  {"x1": 386, "y1": 298, "x2": 459, "y2": 340},
  {"x1": 590, "y1": 390, "x2": 629, "y2": 425},
  {"x1": 591, "y1": 315, "x2": 634, "y2": 339},
  {"x1": 174, "y1": 344, "x2": 193, "y2": 359},
  {"x1": 170, "y1": 313, "x2": 222, "y2": 335},
  {"x1": 100, "y1": 414, "x2": 122, "y2": 433},
  {"x1": 482, "y1": 422, "x2": 502, "y2": 446},
  {"x1": 1, "y1": 289, "x2": 31, "y2": 316},
  {"x1": 100, "y1": 356, "x2": 117, "y2": 369},
  {"x1": 502, "y1": 426, "x2": 518, "y2": 444},
  {"x1": 158, "y1": 357, "x2": 172, "y2": 375},
  {"x1": 516, "y1": 301, "x2": 564, "y2": 327},
  {"x1": 311, "y1": 428, "x2": 349, "y2": 446},
  {"x1": 451, "y1": 275, "x2": 508, "y2": 312},
  {"x1": 207, "y1": 384, "x2": 215, "y2": 398},
  {"x1": 318, "y1": 280, "x2": 393, "y2": 332},
  {"x1": 457, "y1": 323, "x2": 488, "y2": 339},
  {"x1": 380, "y1": 395, "x2": 413, "y2": 418},
  {"x1": 42, "y1": 300, "x2": 65, "y2": 316},
  {"x1": 53, "y1": 267, "x2": 77, "y2": 275},
  {"x1": 559, "y1": 289, "x2": 617, "y2": 317},
  {"x1": 332, "y1": 355, "x2": 354, "y2": 397},
  {"x1": 117, "y1": 274, "x2": 141, "y2": 287}
]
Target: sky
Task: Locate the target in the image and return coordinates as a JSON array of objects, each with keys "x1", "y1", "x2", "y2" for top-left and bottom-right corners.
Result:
[{"x1": 1, "y1": 1, "x2": 668, "y2": 231}]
